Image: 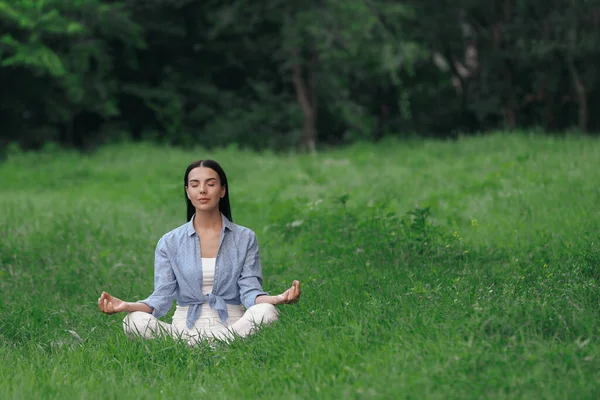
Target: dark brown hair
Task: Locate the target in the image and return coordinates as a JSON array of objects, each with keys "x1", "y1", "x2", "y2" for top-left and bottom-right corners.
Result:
[{"x1": 184, "y1": 159, "x2": 232, "y2": 222}]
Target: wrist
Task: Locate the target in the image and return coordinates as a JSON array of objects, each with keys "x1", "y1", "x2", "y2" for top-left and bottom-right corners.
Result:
[{"x1": 256, "y1": 295, "x2": 279, "y2": 305}]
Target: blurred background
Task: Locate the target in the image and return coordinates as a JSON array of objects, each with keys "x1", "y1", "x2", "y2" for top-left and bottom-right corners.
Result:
[{"x1": 0, "y1": 0, "x2": 598, "y2": 153}]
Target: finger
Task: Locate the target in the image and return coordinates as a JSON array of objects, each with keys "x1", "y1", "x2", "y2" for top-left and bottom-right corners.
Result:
[
  {"x1": 289, "y1": 284, "x2": 300, "y2": 303},
  {"x1": 285, "y1": 290, "x2": 295, "y2": 304},
  {"x1": 107, "y1": 300, "x2": 114, "y2": 314},
  {"x1": 99, "y1": 298, "x2": 106, "y2": 312}
]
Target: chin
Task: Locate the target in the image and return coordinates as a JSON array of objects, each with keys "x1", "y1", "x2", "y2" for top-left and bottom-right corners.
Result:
[{"x1": 195, "y1": 204, "x2": 219, "y2": 212}]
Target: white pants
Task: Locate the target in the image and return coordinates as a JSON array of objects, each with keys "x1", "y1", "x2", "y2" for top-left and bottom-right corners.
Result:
[{"x1": 122, "y1": 303, "x2": 279, "y2": 345}]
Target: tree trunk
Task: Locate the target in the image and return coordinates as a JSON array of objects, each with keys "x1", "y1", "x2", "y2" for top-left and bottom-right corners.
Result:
[
  {"x1": 504, "y1": 100, "x2": 516, "y2": 129},
  {"x1": 374, "y1": 101, "x2": 389, "y2": 142},
  {"x1": 544, "y1": 98, "x2": 554, "y2": 131},
  {"x1": 566, "y1": 5, "x2": 588, "y2": 132},
  {"x1": 291, "y1": 48, "x2": 317, "y2": 153},
  {"x1": 567, "y1": 58, "x2": 588, "y2": 131}
]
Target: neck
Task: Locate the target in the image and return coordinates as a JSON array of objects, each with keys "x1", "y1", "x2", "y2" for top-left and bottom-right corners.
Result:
[{"x1": 193, "y1": 209, "x2": 223, "y2": 231}]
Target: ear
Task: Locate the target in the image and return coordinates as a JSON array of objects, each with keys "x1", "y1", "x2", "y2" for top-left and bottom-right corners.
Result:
[
  {"x1": 185, "y1": 186, "x2": 192, "y2": 200},
  {"x1": 220, "y1": 185, "x2": 226, "y2": 199}
]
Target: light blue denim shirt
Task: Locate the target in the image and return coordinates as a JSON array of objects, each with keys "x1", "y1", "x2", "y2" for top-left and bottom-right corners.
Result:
[{"x1": 138, "y1": 213, "x2": 268, "y2": 328}]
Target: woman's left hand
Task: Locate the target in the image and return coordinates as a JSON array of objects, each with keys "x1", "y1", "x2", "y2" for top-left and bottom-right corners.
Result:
[{"x1": 277, "y1": 280, "x2": 301, "y2": 304}]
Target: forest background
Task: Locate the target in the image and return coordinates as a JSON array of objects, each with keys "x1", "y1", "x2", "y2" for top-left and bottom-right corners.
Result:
[
  {"x1": 2, "y1": 2, "x2": 600, "y2": 398},
  {"x1": 1, "y1": 0, "x2": 599, "y2": 153}
]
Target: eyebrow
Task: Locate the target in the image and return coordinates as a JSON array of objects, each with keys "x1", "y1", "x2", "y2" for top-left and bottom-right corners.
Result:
[{"x1": 188, "y1": 178, "x2": 217, "y2": 183}]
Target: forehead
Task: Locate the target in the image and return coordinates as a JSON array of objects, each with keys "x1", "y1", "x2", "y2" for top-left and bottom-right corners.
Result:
[{"x1": 188, "y1": 166, "x2": 220, "y2": 182}]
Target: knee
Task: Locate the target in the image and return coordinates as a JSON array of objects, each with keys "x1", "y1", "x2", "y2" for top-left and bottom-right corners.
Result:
[
  {"x1": 122, "y1": 311, "x2": 152, "y2": 335},
  {"x1": 249, "y1": 303, "x2": 279, "y2": 324}
]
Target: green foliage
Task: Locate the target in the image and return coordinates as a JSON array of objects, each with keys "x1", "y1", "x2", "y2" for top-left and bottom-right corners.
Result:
[
  {"x1": 1, "y1": 134, "x2": 600, "y2": 398},
  {"x1": 0, "y1": 0, "x2": 599, "y2": 152},
  {"x1": 270, "y1": 0, "x2": 427, "y2": 140},
  {"x1": 2, "y1": 134, "x2": 600, "y2": 398},
  {"x1": 0, "y1": 1, "x2": 76, "y2": 76},
  {"x1": 0, "y1": 0, "x2": 143, "y2": 146}
]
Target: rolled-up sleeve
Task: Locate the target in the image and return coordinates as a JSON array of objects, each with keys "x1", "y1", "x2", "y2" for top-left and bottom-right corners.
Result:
[
  {"x1": 237, "y1": 232, "x2": 268, "y2": 308},
  {"x1": 138, "y1": 236, "x2": 177, "y2": 318}
]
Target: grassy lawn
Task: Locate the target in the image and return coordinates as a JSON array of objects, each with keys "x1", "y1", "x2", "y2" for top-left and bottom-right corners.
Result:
[{"x1": 1, "y1": 132, "x2": 599, "y2": 399}]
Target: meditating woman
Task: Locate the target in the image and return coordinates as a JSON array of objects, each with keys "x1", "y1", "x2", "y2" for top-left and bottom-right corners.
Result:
[{"x1": 98, "y1": 159, "x2": 301, "y2": 344}]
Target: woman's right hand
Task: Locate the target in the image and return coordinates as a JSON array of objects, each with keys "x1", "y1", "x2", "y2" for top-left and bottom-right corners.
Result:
[{"x1": 98, "y1": 291, "x2": 128, "y2": 315}]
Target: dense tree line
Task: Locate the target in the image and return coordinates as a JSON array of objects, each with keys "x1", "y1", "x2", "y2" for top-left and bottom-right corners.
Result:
[{"x1": 1, "y1": 0, "x2": 598, "y2": 152}]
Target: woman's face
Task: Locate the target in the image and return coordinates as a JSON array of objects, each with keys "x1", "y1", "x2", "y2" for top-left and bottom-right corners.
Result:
[{"x1": 185, "y1": 167, "x2": 226, "y2": 213}]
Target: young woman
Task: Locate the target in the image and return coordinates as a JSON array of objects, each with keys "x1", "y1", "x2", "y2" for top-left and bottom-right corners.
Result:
[{"x1": 98, "y1": 159, "x2": 301, "y2": 344}]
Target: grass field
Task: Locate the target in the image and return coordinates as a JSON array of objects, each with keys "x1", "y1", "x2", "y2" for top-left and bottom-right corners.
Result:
[{"x1": 1, "y1": 132, "x2": 599, "y2": 399}]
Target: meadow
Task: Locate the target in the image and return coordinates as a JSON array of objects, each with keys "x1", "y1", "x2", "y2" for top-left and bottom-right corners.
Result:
[{"x1": 0, "y1": 132, "x2": 599, "y2": 399}]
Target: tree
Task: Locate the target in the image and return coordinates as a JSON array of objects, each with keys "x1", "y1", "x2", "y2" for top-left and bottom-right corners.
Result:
[
  {"x1": 209, "y1": 0, "x2": 424, "y2": 151},
  {"x1": 0, "y1": 0, "x2": 143, "y2": 147}
]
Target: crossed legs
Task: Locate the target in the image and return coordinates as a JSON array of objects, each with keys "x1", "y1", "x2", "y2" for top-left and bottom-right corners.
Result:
[{"x1": 122, "y1": 303, "x2": 279, "y2": 345}]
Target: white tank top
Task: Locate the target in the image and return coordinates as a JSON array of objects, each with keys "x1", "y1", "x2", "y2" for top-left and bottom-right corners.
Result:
[
  {"x1": 201, "y1": 257, "x2": 216, "y2": 295},
  {"x1": 173, "y1": 258, "x2": 245, "y2": 330}
]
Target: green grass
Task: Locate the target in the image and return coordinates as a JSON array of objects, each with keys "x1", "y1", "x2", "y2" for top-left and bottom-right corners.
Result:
[{"x1": 1, "y1": 131, "x2": 599, "y2": 399}]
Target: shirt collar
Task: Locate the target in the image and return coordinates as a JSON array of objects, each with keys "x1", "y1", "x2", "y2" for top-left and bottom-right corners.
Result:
[{"x1": 186, "y1": 213, "x2": 233, "y2": 236}]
